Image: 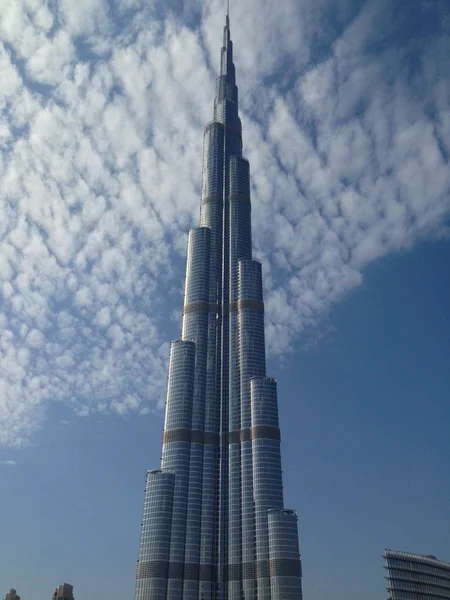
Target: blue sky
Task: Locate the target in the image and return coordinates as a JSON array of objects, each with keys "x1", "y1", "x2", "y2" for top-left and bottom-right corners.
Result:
[{"x1": 1, "y1": 0, "x2": 449, "y2": 598}]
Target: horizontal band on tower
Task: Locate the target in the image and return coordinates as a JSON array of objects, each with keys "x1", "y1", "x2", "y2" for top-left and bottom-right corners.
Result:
[
  {"x1": 163, "y1": 426, "x2": 279, "y2": 445},
  {"x1": 136, "y1": 560, "x2": 168, "y2": 579},
  {"x1": 136, "y1": 558, "x2": 290, "y2": 582},
  {"x1": 227, "y1": 561, "x2": 268, "y2": 580},
  {"x1": 229, "y1": 299, "x2": 264, "y2": 313},
  {"x1": 163, "y1": 428, "x2": 220, "y2": 445},
  {"x1": 227, "y1": 559, "x2": 296, "y2": 581},
  {"x1": 227, "y1": 559, "x2": 302, "y2": 580},
  {"x1": 269, "y1": 558, "x2": 302, "y2": 578},
  {"x1": 168, "y1": 562, "x2": 184, "y2": 580},
  {"x1": 137, "y1": 560, "x2": 217, "y2": 582},
  {"x1": 183, "y1": 301, "x2": 220, "y2": 315},
  {"x1": 137, "y1": 559, "x2": 299, "y2": 582},
  {"x1": 227, "y1": 562, "x2": 260, "y2": 581},
  {"x1": 255, "y1": 560, "x2": 270, "y2": 579},
  {"x1": 201, "y1": 194, "x2": 223, "y2": 206},
  {"x1": 229, "y1": 193, "x2": 250, "y2": 205},
  {"x1": 225, "y1": 425, "x2": 280, "y2": 444},
  {"x1": 204, "y1": 118, "x2": 243, "y2": 143}
]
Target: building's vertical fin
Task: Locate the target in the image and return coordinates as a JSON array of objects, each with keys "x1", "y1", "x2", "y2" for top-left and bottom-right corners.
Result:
[
  {"x1": 181, "y1": 229, "x2": 219, "y2": 600},
  {"x1": 268, "y1": 510, "x2": 303, "y2": 600},
  {"x1": 228, "y1": 157, "x2": 252, "y2": 600},
  {"x1": 217, "y1": 11, "x2": 242, "y2": 600},
  {"x1": 162, "y1": 339, "x2": 196, "y2": 599},
  {"x1": 199, "y1": 123, "x2": 224, "y2": 600},
  {"x1": 251, "y1": 377, "x2": 284, "y2": 600},
  {"x1": 135, "y1": 470, "x2": 176, "y2": 600},
  {"x1": 237, "y1": 259, "x2": 266, "y2": 600},
  {"x1": 181, "y1": 228, "x2": 212, "y2": 600}
]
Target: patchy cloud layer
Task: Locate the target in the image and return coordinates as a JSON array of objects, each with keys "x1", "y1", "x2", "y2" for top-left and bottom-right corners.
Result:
[{"x1": 0, "y1": 0, "x2": 449, "y2": 446}]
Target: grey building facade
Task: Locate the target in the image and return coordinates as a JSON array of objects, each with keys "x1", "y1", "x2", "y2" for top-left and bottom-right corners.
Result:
[
  {"x1": 384, "y1": 549, "x2": 450, "y2": 600},
  {"x1": 52, "y1": 583, "x2": 74, "y2": 600},
  {"x1": 135, "y1": 11, "x2": 303, "y2": 600}
]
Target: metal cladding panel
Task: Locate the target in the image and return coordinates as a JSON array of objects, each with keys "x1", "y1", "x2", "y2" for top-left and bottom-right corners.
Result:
[
  {"x1": 198, "y1": 121, "x2": 222, "y2": 600},
  {"x1": 229, "y1": 156, "x2": 250, "y2": 197},
  {"x1": 199, "y1": 309, "x2": 220, "y2": 600},
  {"x1": 238, "y1": 259, "x2": 266, "y2": 427},
  {"x1": 251, "y1": 378, "x2": 284, "y2": 600},
  {"x1": 237, "y1": 260, "x2": 266, "y2": 600},
  {"x1": 215, "y1": 99, "x2": 240, "y2": 132},
  {"x1": 229, "y1": 160, "x2": 252, "y2": 304},
  {"x1": 202, "y1": 123, "x2": 225, "y2": 200},
  {"x1": 135, "y1": 470, "x2": 175, "y2": 600},
  {"x1": 215, "y1": 75, "x2": 238, "y2": 105},
  {"x1": 199, "y1": 125, "x2": 222, "y2": 590},
  {"x1": 162, "y1": 341, "x2": 195, "y2": 600},
  {"x1": 228, "y1": 306, "x2": 242, "y2": 600},
  {"x1": 238, "y1": 259, "x2": 263, "y2": 301},
  {"x1": 184, "y1": 227, "x2": 211, "y2": 305},
  {"x1": 182, "y1": 230, "x2": 212, "y2": 600},
  {"x1": 183, "y1": 227, "x2": 210, "y2": 434},
  {"x1": 163, "y1": 340, "x2": 195, "y2": 433},
  {"x1": 268, "y1": 510, "x2": 303, "y2": 600},
  {"x1": 182, "y1": 226, "x2": 210, "y2": 432},
  {"x1": 227, "y1": 155, "x2": 252, "y2": 600},
  {"x1": 251, "y1": 377, "x2": 280, "y2": 429},
  {"x1": 218, "y1": 42, "x2": 243, "y2": 598}
]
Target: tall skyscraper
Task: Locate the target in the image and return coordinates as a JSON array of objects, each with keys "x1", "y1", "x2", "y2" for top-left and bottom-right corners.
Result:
[
  {"x1": 384, "y1": 549, "x2": 450, "y2": 600},
  {"x1": 52, "y1": 583, "x2": 74, "y2": 600},
  {"x1": 135, "y1": 9, "x2": 303, "y2": 600},
  {"x1": 5, "y1": 590, "x2": 20, "y2": 600}
]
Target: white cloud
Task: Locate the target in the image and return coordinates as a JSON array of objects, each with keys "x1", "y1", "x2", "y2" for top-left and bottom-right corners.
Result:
[
  {"x1": 26, "y1": 329, "x2": 45, "y2": 349},
  {"x1": 1, "y1": 460, "x2": 16, "y2": 466},
  {"x1": 0, "y1": 0, "x2": 449, "y2": 447},
  {"x1": 26, "y1": 30, "x2": 75, "y2": 84},
  {"x1": 58, "y1": 0, "x2": 110, "y2": 36}
]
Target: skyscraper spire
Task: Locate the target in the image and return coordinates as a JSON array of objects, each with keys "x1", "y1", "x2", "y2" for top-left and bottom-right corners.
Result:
[
  {"x1": 226, "y1": 1, "x2": 231, "y2": 36},
  {"x1": 134, "y1": 12, "x2": 304, "y2": 600}
]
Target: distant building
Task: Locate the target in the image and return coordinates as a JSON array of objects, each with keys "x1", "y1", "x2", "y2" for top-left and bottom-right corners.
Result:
[
  {"x1": 5, "y1": 590, "x2": 20, "y2": 600},
  {"x1": 384, "y1": 549, "x2": 450, "y2": 600},
  {"x1": 52, "y1": 583, "x2": 74, "y2": 600}
]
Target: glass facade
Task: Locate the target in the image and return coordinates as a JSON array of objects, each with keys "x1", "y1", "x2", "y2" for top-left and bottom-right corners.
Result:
[
  {"x1": 135, "y1": 12, "x2": 303, "y2": 600},
  {"x1": 384, "y1": 549, "x2": 450, "y2": 600}
]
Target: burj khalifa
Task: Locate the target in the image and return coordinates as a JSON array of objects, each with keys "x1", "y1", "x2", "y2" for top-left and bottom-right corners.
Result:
[{"x1": 134, "y1": 9, "x2": 303, "y2": 600}]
